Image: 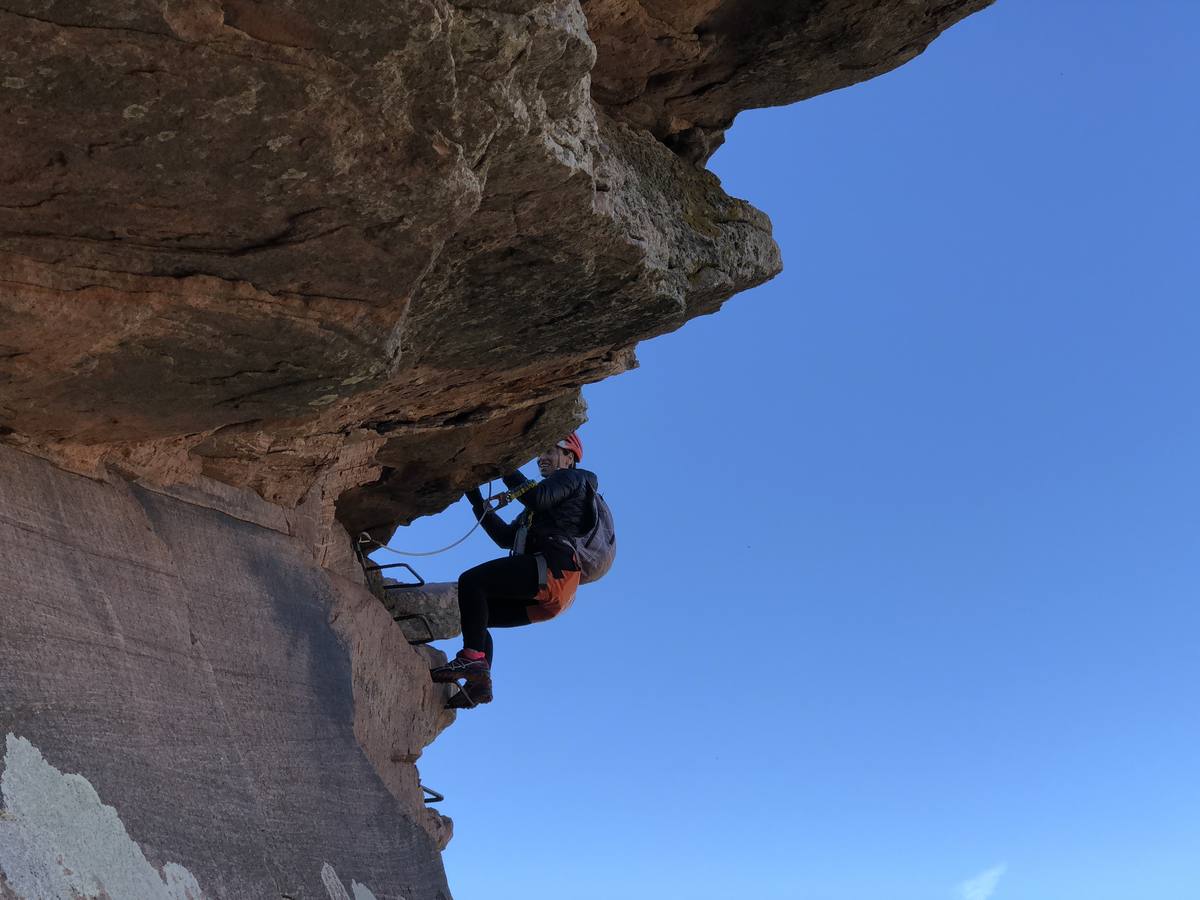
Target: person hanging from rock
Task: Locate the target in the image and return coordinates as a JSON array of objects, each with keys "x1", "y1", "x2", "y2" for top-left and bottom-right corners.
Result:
[{"x1": 430, "y1": 431, "x2": 614, "y2": 709}]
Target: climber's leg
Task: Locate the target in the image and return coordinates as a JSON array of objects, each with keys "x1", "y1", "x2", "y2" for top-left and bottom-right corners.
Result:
[
  {"x1": 431, "y1": 556, "x2": 537, "y2": 690},
  {"x1": 483, "y1": 597, "x2": 534, "y2": 666},
  {"x1": 457, "y1": 555, "x2": 539, "y2": 652}
]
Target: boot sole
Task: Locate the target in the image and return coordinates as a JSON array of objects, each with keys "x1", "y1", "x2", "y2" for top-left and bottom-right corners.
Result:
[
  {"x1": 429, "y1": 664, "x2": 489, "y2": 684},
  {"x1": 446, "y1": 685, "x2": 493, "y2": 709}
]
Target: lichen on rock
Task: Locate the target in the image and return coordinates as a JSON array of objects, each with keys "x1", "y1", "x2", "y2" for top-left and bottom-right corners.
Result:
[{"x1": 0, "y1": 734, "x2": 206, "y2": 900}]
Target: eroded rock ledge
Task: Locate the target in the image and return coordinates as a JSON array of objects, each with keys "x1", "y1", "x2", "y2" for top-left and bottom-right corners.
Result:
[{"x1": 586, "y1": 0, "x2": 994, "y2": 162}]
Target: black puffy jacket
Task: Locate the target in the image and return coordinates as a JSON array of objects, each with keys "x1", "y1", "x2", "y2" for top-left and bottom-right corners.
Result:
[{"x1": 473, "y1": 468, "x2": 597, "y2": 571}]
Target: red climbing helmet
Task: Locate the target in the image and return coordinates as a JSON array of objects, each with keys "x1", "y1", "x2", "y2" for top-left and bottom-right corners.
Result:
[{"x1": 556, "y1": 432, "x2": 583, "y2": 463}]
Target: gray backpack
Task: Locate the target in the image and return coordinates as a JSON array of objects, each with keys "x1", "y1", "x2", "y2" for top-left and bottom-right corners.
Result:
[{"x1": 573, "y1": 484, "x2": 616, "y2": 584}]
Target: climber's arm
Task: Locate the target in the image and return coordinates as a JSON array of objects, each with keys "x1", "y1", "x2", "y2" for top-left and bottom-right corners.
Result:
[
  {"x1": 510, "y1": 469, "x2": 583, "y2": 511},
  {"x1": 465, "y1": 487, "x2": 517, "y2": 549}
]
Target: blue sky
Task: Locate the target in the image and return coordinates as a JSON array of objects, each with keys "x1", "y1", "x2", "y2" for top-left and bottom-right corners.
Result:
[{"x1": 383, "y1": 3, "x2": 1200, "y2": 898}]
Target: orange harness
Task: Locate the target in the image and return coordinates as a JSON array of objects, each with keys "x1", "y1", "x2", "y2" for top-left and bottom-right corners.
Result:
[{"x1": 526, "y1": 553, "x2": 581, "y2": 622}]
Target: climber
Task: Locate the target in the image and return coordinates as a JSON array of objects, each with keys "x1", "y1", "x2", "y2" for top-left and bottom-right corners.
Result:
[{"x1": 430, "y1": 432, "x2": 597, "y2": 709}]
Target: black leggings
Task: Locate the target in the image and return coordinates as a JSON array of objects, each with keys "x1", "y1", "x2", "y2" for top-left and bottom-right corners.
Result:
[{"x1": 458, "y1": 555, "x2": 540, "y2": 665}]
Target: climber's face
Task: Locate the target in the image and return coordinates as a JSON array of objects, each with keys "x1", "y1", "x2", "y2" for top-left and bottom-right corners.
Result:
[{"x1": 537, "y1": 446, "x2": 574, "y2": 476}]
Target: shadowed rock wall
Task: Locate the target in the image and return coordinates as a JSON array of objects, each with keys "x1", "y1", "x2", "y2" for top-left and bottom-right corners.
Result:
[{"x1": 0, "y1": 444, "x2": 453, "y2": 899}]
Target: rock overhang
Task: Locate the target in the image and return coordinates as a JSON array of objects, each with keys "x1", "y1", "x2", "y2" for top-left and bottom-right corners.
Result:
[{"x1": 0, "y1": 0, "x2": 993, "y2": 539}]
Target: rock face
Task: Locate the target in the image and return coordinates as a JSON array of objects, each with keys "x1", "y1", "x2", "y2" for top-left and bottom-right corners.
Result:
[
  {"x1": 0, "y1": 1, "x2": 995, "y2": 896},
  {"x1": 0, "y1": 443, "x2": 454, "y2": 899}
]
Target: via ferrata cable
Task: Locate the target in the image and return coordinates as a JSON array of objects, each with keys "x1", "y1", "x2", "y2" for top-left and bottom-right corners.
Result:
[{"x1": 359, "y1": 481, "x2": 500, "y2": 558}]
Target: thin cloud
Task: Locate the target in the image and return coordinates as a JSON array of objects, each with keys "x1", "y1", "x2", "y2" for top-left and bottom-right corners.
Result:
[{"x1": 957, "y1": 864, "x2": 1007, "y2": 900}]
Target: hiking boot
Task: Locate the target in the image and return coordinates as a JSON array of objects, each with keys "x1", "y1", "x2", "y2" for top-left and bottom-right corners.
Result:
[
  {"x1": 445, "y1": 677, "x2": 493, "y2": 709},
  {"x1": 429, "y1": 650, "x2": 490, "y2": 684}
]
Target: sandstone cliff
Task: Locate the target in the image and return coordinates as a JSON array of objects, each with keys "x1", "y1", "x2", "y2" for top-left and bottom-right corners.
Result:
[{"x1": 0, "y1": 2, "x2": 993, "y2": 897}]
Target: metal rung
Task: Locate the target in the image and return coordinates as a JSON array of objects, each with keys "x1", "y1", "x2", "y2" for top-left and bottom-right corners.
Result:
[
  {"x1": 421, "y1": 785, "x2": 444, "y2": 805},
  {"x1": 393, "y1": 612, "x2": 435, "y2": 645},
  {"x1": 362, "y1": 561, "x2": 425, "y2": 587}
]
